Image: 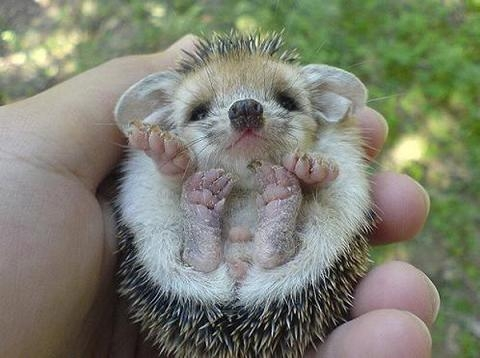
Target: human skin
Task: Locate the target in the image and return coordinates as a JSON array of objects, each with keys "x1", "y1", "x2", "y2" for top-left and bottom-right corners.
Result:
[{"x1": 0, "y1": 35, "x2": 439, "y2": 357}]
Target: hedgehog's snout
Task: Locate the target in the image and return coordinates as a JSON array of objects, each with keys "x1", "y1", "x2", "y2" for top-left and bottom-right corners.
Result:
[{"x1": 228, "y1": 99, "x2": 264, "y2": 131}]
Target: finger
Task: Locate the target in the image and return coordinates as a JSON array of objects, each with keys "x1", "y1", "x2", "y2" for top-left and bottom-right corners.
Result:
[
  {"x1": 370, "y1": 172, "x2": 430, "y2": 245},
  {"x1": 2, "y1": 35, "x2": 197, "y2": 191},
  {"x1": 311, "y1": 309, "x2": 432, "y2": 358},
  {"x1": 109, "y1": 300, "x2": 139, "y2": 358},
  {"x1": 356, "y1": 107, "x2": 388, "y2": 160},
  {"x1": 136, "y1": 338, "x2": 162, "y2": 358},
  {"x1": 352, "y1": 261, "x2": 440, "y2": 327}
]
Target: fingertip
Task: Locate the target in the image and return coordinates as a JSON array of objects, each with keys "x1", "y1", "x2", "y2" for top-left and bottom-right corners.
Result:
[
  {"x1": 352, "y1": 261, "x2": 440, "y2": 327},
  {"x1": 356, "y1": 107, "x2": 388, "y2": 160},
  {"x1": 316, "y1": 309, "x2": 432, "y2": 358},
  {"x1": 144, "y1": 34, "x2": 199, "y2": 71},
  {"x1": 412, "y1": 177, "x2": 431, "y2": 216},
  {"x1": 370, "y1": 172, "x2": 429, "y2": 245},
  {"x1": 165, "y1": 33, "x2": 199, "y2": 53}
]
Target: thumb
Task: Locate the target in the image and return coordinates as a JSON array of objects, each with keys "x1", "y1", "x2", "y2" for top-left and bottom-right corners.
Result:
[{"x1": 1, "y1": 34, "x2": 197, "y2": 190}]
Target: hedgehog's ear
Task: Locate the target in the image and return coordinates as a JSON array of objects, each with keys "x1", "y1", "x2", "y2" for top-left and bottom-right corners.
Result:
[
  {"x1": 301, "y1": 64, "x2": 367, "y2": 123},
  {"x1": 114, "y1": 71, "x2": 180, "y2": 134}
]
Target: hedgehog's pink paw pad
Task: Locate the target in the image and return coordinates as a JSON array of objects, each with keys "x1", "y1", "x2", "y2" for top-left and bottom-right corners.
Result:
[
  {"x1": 254, "y1": 241, "x2": 295, "y2": 269},
  {"x1": 184, "y1": 169, "x2": 234, "y2": 226},
  {"x1": 181, "y1": 169, "x2": 234, "y2": 272},
  {"x1": 283, "y1": 151, "x2": 339, "y2": 187},
  {"x1": 251, "y1": 162, "x2": 301, "y2": 269},
  {"x1": 127, "y1": 122, "x2": 192, "y2": 177},
  {"x1": 182, "y1": 237, "x2": 223, "y2": 273},
  {"x1": 254, "y1": 163, "x2": 301, "y2": 215}
]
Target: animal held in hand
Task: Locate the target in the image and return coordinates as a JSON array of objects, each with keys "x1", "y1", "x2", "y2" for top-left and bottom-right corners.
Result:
[{"x1": 114, "y1": 32, "x2": 372, "y2": 358}]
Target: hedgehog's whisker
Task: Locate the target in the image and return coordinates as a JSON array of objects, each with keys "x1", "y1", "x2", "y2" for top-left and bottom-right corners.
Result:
[{"x1": 367, "y1": 93, "x2": 404, "y2": 103}]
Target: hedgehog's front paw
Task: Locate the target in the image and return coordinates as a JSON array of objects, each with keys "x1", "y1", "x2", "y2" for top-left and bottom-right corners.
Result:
[
  {"x1": 283, "y1": 151, "x2": 339, "y2": 188},
  {"x1": 127, "y1": 121, "x2": 193, "y2": 177},
  {"x1": 181, "y1": 169, "x2": 234, "y2": 272},
  {"x1": 253, "y1": 162, "x2": 302, "y2": 269}
]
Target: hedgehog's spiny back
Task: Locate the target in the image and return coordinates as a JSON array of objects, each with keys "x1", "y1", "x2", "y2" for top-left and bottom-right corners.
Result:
[{"x1": 178, "y1": 31, "x2": 299, "y2": 73}]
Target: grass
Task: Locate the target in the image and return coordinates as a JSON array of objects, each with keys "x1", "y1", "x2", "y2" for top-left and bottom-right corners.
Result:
[{"x1": 1, "y1": 0, "x2": 479, "y2": 356}]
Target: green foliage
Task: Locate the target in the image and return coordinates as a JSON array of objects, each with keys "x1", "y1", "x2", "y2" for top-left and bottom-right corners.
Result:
[{"x1": 1, "y1": 0, "x2": 479, "y2": 356}]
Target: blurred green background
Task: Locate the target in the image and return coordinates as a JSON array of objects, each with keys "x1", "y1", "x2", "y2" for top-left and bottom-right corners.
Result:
[{"x1": 1, "y1": 0, "x2": 479, "y2": 356}]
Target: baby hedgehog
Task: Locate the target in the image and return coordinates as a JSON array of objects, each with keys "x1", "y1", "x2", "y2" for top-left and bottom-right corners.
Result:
[{"x1": 114, "y1": 32, "x2": 372, "y2": 358}]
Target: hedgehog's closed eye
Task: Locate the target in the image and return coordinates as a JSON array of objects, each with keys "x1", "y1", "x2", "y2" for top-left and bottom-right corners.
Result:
[
  {"x1": 276, "y1": 92, "x2": 299, "y2": 112},
  {"x1": 189, "y1": 103, "x2": 209, "y2": 122}
]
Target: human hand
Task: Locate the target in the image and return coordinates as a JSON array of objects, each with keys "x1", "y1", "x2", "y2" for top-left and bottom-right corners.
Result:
[
  {"x1": 310, "y1": 108, "x2": 439, "y2": 358},
  {"x1": 0, "y1": 35, "x2": 438, "y2": 357}
]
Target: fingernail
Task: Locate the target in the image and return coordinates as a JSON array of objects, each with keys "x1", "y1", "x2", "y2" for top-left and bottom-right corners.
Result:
[
  {"x1": 377, "y1": 111, "x2": 389, "y2": 141},
  {"x1": 402, "y1": 310, "x2": 433, "y2": 349},
  {"x1": 424, "y1": 274, "x2": 441, "y2": 325},
  {"x1": 359, "y1": 107, "x2": 389, "y2": 141},
  {"x1": 412, "y1": 179, "x2": 431, "y2": 217}
]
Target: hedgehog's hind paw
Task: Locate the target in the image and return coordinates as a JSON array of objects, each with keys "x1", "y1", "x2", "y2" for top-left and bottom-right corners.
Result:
[{"x1": 180, "y1": 169, "x2": 235, "y2": 272}]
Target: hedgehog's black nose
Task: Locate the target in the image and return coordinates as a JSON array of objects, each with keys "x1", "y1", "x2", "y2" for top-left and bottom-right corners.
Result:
[{"x1": 228, "y1": 99, "x2": 264, "y2": 130}]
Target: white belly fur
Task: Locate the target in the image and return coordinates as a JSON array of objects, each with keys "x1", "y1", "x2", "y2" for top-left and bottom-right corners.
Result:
[{"x1": 116, "y1": 126, "x2": 370, "y2": 307}]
